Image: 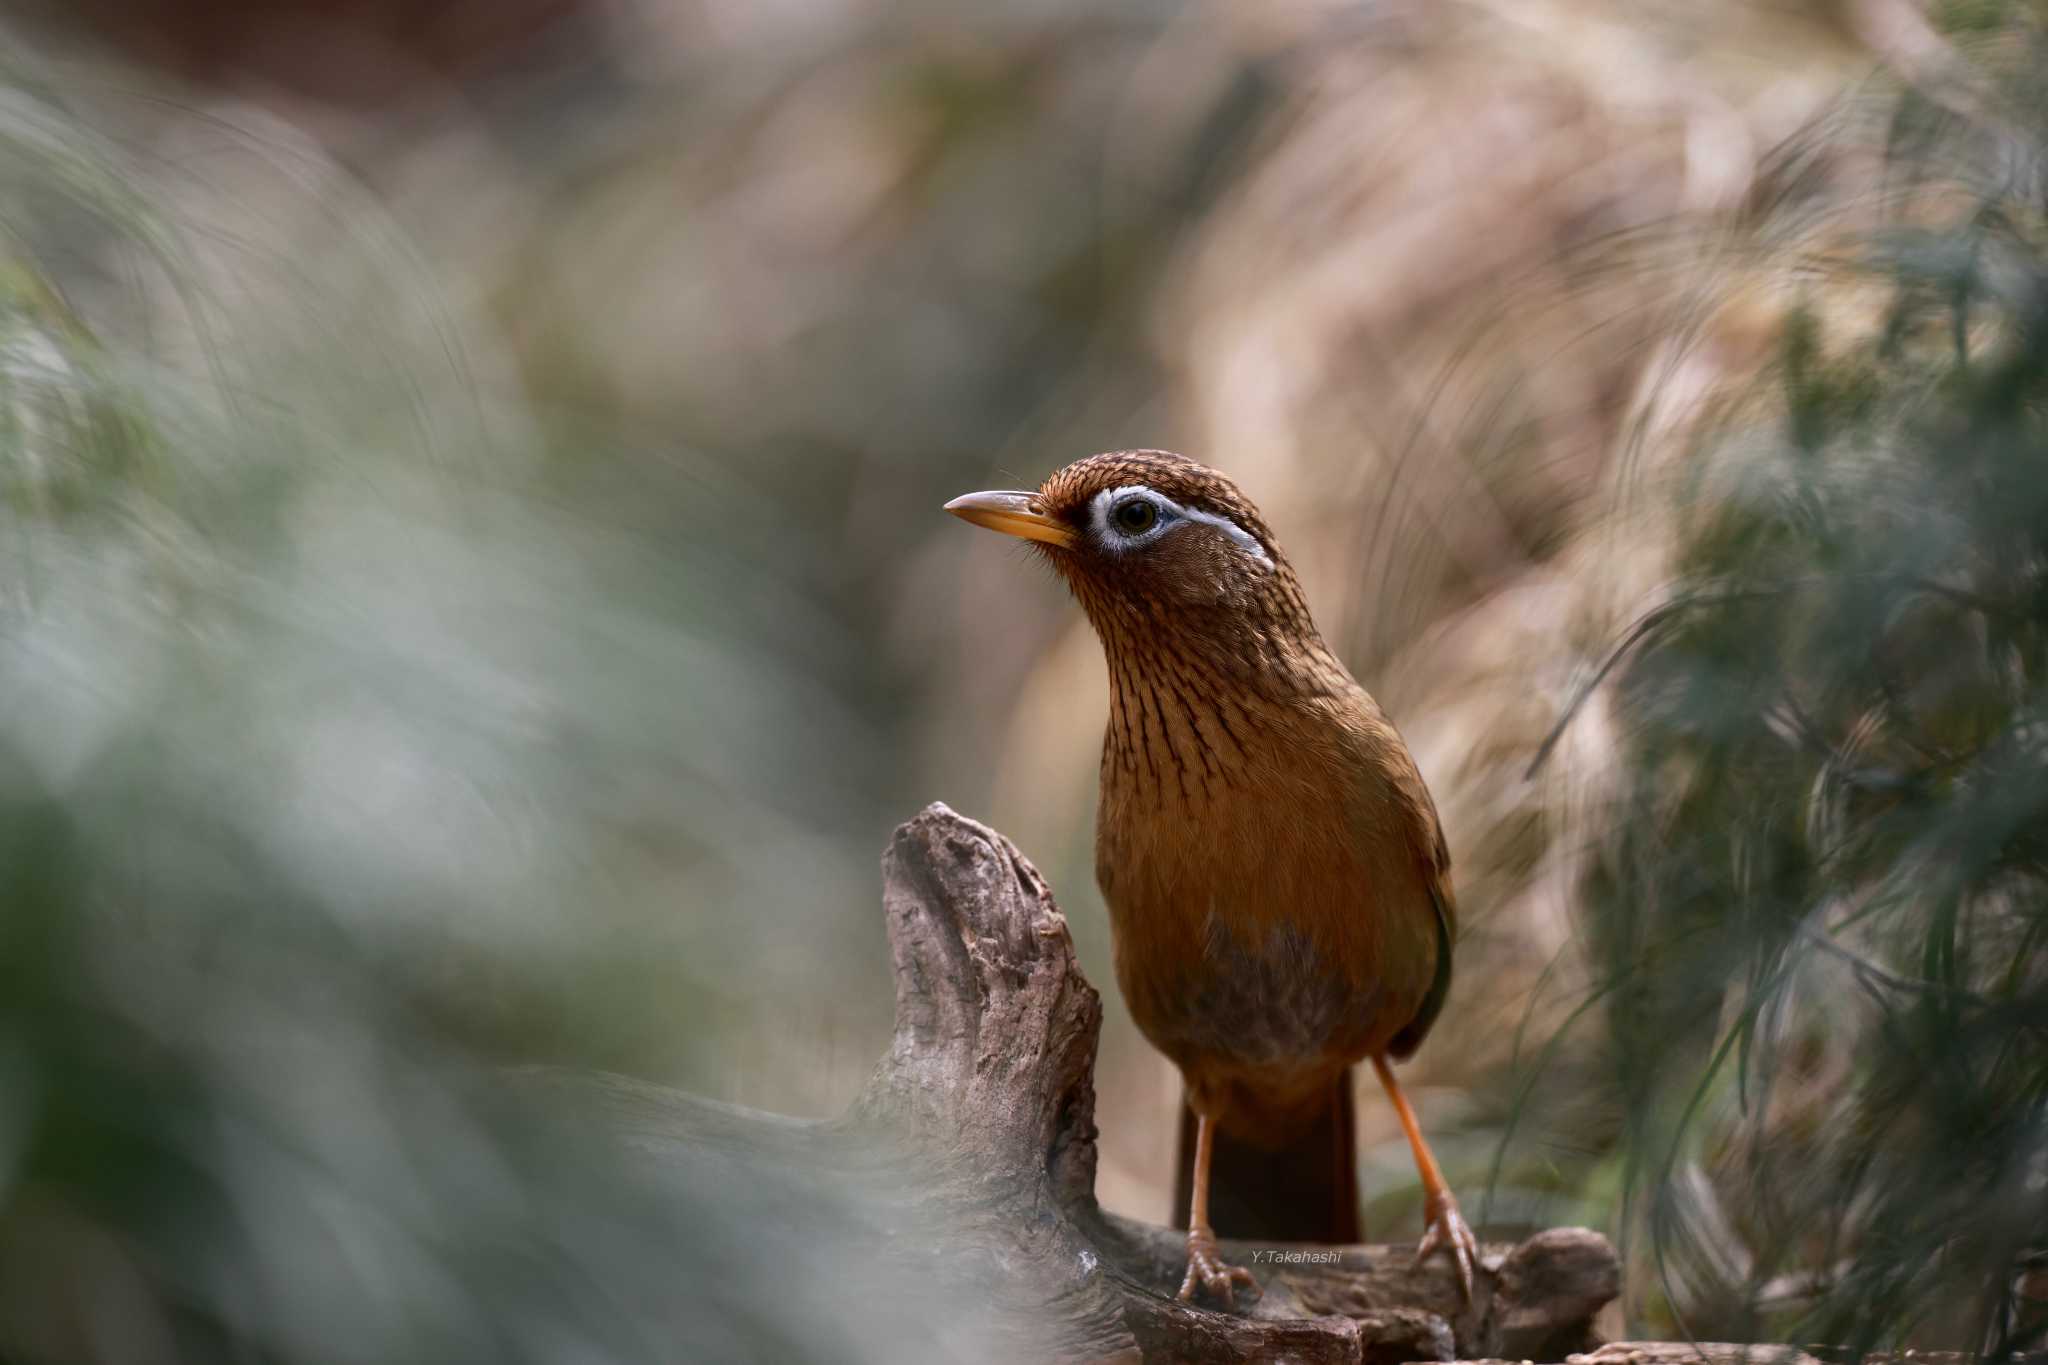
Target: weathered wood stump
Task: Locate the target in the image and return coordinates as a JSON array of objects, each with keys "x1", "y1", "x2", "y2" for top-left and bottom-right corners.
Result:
[{"x1": 539, "y1": 803, "x2": 1620, "y2": 1363}]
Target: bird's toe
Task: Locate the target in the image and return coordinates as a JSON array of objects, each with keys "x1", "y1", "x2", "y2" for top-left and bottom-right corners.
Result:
[
  {"x1": 1175, "y1": 1229, "x2": 1261, "y2": 1308},
  {"x1": 1413, "y1": 1188, "x2": 1479, "y2": 1300}
]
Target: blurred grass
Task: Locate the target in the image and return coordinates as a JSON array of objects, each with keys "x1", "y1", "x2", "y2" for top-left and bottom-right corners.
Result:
[{"x1": 1567, "y1": 6, "x2": 2048, "y2": 1347}]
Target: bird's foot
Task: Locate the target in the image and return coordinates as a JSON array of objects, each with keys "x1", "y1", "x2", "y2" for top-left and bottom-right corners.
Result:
[
  {"x1": 1175, "y1": 1226, "x2": 1260, "y2": 1308},
  {"x1": 1414, "y1": 1187, "x2": 1479, "y2": 1299}
]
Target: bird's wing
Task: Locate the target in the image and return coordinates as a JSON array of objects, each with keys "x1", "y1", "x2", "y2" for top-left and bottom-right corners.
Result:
[
  {"x1": 1346, "y1": 700, "x2": 1457, "y2": 1061},
  {"x1": 1387, "y1": 881, "x2": 1453, "y2": 1060}
]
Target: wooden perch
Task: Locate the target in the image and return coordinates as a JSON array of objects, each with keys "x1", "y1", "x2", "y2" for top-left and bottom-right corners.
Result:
[{"x1": 536, "y1": 803, "x2": 1620, "y2": 1363}]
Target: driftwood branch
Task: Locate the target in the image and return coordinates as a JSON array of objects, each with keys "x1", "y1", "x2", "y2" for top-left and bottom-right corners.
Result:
[{"x1": 535, "y1": 803, "x2": 1621, "y2": 1363}]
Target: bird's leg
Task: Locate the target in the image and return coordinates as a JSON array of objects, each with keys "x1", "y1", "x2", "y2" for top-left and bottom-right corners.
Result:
[
  {"x1": 1175, "y1": 1112, "x2": 1261, "y2": 1307},
  {"x1": 1370, "y1": 1054, "x2": 1478, "y2": 1298}
]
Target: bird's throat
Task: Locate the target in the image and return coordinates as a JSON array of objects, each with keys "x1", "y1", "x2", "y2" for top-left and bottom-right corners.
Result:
[{"x1": 1096, "y1": 622, "x2": 1348, "y2": 811}]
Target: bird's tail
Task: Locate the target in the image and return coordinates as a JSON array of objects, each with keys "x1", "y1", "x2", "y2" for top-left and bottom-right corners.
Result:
[{"x1": 1173, "y1": 1071, "x2": 1361, "y2": 1243}]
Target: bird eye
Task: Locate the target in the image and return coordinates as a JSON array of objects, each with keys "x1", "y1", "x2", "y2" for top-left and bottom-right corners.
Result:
[{"x1": 1111, "y1": 498, "x2": 1158, "y2": 535}]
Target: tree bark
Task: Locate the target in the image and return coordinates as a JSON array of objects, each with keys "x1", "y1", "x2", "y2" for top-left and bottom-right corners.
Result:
[{"x1": 536, "y1": 802, "x2": 1621, "y2": 1364}]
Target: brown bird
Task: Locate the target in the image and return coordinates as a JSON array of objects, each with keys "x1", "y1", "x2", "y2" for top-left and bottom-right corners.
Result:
[{"x1": 946, "y1": 449, "x2": 1475, "y2": 1305}]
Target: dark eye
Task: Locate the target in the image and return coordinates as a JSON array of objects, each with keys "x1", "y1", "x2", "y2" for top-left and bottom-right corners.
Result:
[{"x1": 1112, "y1": 498, "x2": 1158, "y2": 535}]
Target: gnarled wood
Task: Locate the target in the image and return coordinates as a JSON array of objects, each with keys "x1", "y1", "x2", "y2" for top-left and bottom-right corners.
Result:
[{"x1": 537, "y1": 803, "x2": 1621, "y2": 1363}]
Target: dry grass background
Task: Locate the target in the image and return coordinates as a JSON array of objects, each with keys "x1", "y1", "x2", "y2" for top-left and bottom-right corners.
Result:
[{"x1": 939, "y1": 0, "x2": 1884, "y2": 1226}]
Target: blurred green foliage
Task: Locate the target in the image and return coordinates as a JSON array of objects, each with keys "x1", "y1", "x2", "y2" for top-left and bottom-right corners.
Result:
[
  {"x1": 1583, "y1": 13, "x2": 2048, "y2": 1349},
  {"x1": 0, "y1": 41, "x2": 1028, "y2": 1360}
]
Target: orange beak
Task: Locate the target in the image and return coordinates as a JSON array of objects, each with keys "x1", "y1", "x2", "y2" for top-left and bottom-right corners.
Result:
[{"x1": 943, "y1": 490, "x2": 1076, "y2": 549}]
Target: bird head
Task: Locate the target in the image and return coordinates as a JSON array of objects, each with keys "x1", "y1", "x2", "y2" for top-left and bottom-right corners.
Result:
[
  {"x1": 946, "y1": 450, "x2": 1339, "y2": 692},
  {"x1": 946, "y1": 450, "x2": 1283, "y2": 606}
]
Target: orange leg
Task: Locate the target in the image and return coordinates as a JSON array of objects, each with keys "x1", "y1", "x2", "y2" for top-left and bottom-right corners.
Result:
[
  {"x1": 1175, "y1": 1113, "x2": 1261, "y2": 1306},
  {"x1": 1370, "y1": 1054, "x2": 1478, "y2": 1298}
]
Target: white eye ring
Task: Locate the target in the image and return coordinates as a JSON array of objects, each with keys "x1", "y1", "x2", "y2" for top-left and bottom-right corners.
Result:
[
  {"x1": 1109, "y1": 497, "x2": 1160, "y2": 535},
  {"x1": 1087, "y1": 486, "x2": 1175, "y2": 549},
  {"x1": 1085, "y1": 485, "x2": 1272, "y2": 568}
]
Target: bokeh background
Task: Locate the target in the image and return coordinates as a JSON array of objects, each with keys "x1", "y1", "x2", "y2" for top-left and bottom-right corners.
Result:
[{"x1": 3, "y1": 0, "x2": 2046, "y2": 1359}]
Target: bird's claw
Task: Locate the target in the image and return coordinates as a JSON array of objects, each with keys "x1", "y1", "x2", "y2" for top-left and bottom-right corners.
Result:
[
  {"x1": 1176, "y1": 1227, "x2": 1260, "y2": 1308},
  {"x1": 1414, "y1": 1188, "x2": 1478, "y2": 1300}
]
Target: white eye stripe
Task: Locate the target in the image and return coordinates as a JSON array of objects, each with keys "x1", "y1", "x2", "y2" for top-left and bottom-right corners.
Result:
[{"x1": 1086, "y1": 485, "x2": 1273, "y2": 568}]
